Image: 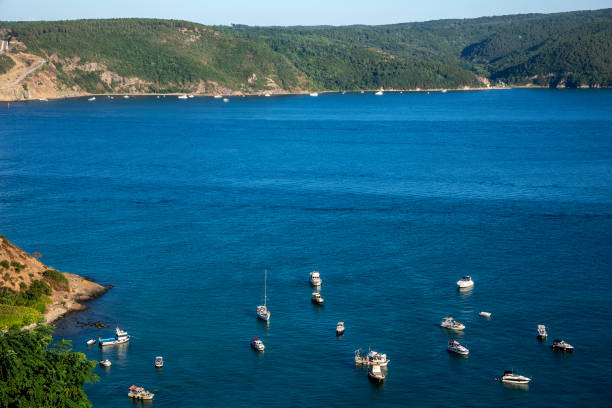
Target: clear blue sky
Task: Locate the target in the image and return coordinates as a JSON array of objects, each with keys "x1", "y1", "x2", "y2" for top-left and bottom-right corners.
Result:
[{"x1": 1, "y1": 0, "x2": 610, "y2": 26}]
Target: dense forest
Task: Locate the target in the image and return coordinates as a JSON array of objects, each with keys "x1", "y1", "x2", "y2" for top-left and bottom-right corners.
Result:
[
  {"x1": 0, "y1": 8, "x2": 610, "y2": 93},
  {"x1": 0, "y1": 326, "x2": 97, "y2": 407}
]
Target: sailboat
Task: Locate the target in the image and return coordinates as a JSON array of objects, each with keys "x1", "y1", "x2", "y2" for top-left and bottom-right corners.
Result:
[{"x1": 256, "y1": 270, "x2": 271, "y2": 321}]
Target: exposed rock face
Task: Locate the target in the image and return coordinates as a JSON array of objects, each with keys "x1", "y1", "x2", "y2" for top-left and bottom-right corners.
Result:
[{"x1": 0, "y1": 237, "x2": 110, "y2": 324}]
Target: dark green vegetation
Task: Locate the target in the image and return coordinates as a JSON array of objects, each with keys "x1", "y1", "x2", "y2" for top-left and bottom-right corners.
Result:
[
  {"x1": 0, "y1": 54, "x2": 15, "y2": 75},
  {"x1": 43, "y1": 269, "x2": 69, "y2": 291},
  {"x1": 0, "y1": 325, "x2": 98, "y2": 408},
  {"x1": 1, "y1": 8, "x2": 611, "y2": 92}
]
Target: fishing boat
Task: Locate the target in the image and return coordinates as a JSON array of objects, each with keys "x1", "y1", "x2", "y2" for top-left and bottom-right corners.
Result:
[
  {"x1": 552, "y1": 339, "x2": 574, "y2": 352},
  {"x1": 87, "y1": 97, "x2": 96, "y2": 101},
  {"x1": 500, "y1": 370, "x2": 531, "y2": 384},
  {"x1": 256, "y1": 270, "x2": 271, "y2": 321},
  {"x1": 355, "y1": 349, "x2": 390, "y2": 366},
  {"x1": 537, "y1": 325, "x2": 548, "y2": 339},
  {"x1": 99, "y1": 327, "x2": 130, "y2": 347},
  {"x1": 457, "y1": 276, "x2": 474, "y2": 288},
  {"x1": 251, "y1": 338, "x2": 265, "y2": 352},
  {"x1": 440, "y1": 317, "x2": 465, "y2": 331},
  {"x1": 178, "y1": 95, "x2": 188, "y2": 99},
  {"x1": 309, "y1": 92, "x2": 319, "y2": 97},
  {"x1": 155, "y1": 356, "x2": 163, "y2": 368},
  {"x1": 309, "y1": 270, "x2": 322, "y2": 286},
  {"x1": 86, "y1": 338, "x2": 96, "y2": 346},
  {"x1": 368, "y1": 364, "x2": 385, "y2": 383},
  {"x1": 128, "y1": 385, "x2": 154, "y2": 400},
  {"x1": 447, "y1": 340, "x2": 469, "y2": 355},
  {"x1": 311, "y1": 292, "x2": 324, "y2": 305},
  {"x1": 479, "y1": 311, "x2": 491, "y2": 318},
  {"x1": 336, "y1": 322, "x2": 345, "y2": 335},
  {"x1": 99, "y1": 359, "x2": 111, "y2": 367}
]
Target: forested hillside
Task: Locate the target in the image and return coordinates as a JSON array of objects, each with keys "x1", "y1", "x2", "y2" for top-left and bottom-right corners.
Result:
[{"x1": 0, "y1": 8, "x2": 610, "y2": 97}]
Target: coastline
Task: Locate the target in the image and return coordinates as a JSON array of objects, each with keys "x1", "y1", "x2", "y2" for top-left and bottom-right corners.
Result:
[{"x1": 0, "y1": 86, "x2": 519, "y2": 102}]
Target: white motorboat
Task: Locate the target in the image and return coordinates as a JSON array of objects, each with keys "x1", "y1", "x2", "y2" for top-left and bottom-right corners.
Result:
[
  {"x1": 178, "y1": 95, "x2": 188, "y2": 99},
  {"x1": 251, "y1": 338, "x2": 265, "y2": 352},
  {"x1": 309, "y1": 270, "x2": 322, "y2": 286},
  {"x1": 99, "y1": 359, "x2": 111, "y2": 367},
  {"x1": 441, "y1": 89, "x2": 448, "y2": 93},
  {"x1": 86, "y1": 338, "x2": 96, "y2": 346},
  {"x1": 368, "y1": 364, "x2": 385, "y2": 383},
  {"x1": 355, "y1": 349, "x2": 390, "y2": 366},
  {"x1": 309, "y1": 92, "x2": 318, "y2": 97},
  {"x1": 98, "y1": 327, "x2": 130, "y2": 347},
  {"x1": 447, "y1": 340, "x2": 469, "y2": 355},
  {"x1": 155, "y1": 356, "x2": 163, "y2": 368},
  {"x1": 336, "y1": 322, "x2": 345, "y2": 335},
  {"x1": 479, "y1": 311, "x2": 491, "y2": 318},
  {"x1": 87, "y1": 97, "x2": 96, "y2": 101},
  {"x1": 537, "y1": 325, "x2": 548, "y2": 339},
  {"x1": 123, "y1": 95, "x2": 129, "y2": 99},
  {"x1": 501, "y1": 370, "x2": 531, "y2": 384},
  {"x1": 375, "y1": 90, "x2": 383, "y2": 96},
  {"x1": 440, "y1": 317, "x2": 465, "y2": 331},
  {"x1": 39, "y1": 97, "x2": 48, "y2": 101},
  {"x1": 256, "y1": 270, "x2": 271, "y2": 321},
  {"x1": 457, "y1": 276, "x2": 474, "y2": 288},
  {"x1": 264, "y1": 93, "x2": 271, "y2": 97},
  {"x1": 552, "y1": 339, "x2": 574, "y2": 352},
  {"x1": 311, "y1": 292, "x2": 324, "y2": 305},
  {"x1": 223, "y1": 98, "x2": 229, "y2": 102},
  {"x1": 188, "y1": 94, "x2": 194, "y2": 98},
  {"x1": 213, "y1": 95, "x2": 223, "y2": 98}
]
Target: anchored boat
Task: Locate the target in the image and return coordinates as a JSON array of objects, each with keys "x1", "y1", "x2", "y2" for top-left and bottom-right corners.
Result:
[
  {"x1": 86, "y1": 338, "x2": 96, "y2": 346},
  {"x1": 251, "y1": 338, "x2": 265, "y2": 352},
  {"x1": 355, "y1": 348, "x2": 390, "y2": 366},
  {"x1": 552, "y1": 339, "x2": 574, "y2": 352},
  {"x1": 457, "y1": 276, "x2": 474, "y2": 288},
  {"x1": 447, "y1": 340, "x2": 469, "y2": 355},
  {"x1": 336, "y1": 322, "x2": 345, "y2": 336},
  {"x1": 537, "y1": 325, "x2": 548, "y2": 339},
  {"x1": 256, "y1": 270, "x2": 271, "y2": 322},
  {"x1": 311, "y1": 292, "x2": 324, "y2": 305},
  {"x1": 99, "y1": 359, "x2": 111, "y2": 367},
  {"x1": 368, "y1": 364, "x2": 385, "y2": 383},
  {"x1": 501, "y1": 370, "x2": 531, "y2": 384},
  {"x1": 99, "y1": 327, "x2": 130, "y2": 347},
  {"x1": 128, "y1": 385, "x2": 154, "y2": 400},
  {"x1": 309, "y1": 270, "x2": 322, "y2": 286},
  {"x1": 440, "y1": 317, "x2": 465, "y2": 331},
  {"x1": 155, "y1": 356, "x2": 163, "y2": 368}
]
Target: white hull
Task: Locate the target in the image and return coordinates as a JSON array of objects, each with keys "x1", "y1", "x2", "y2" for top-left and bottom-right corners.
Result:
[
  {"x1": 99, "y1": 338, "x2": 129, "y2": 347},
  {"x1": 457, "y1": 281, "x2": 474, "y2": 288},
  {"x1": 479, "y1": 312, "x2": 491, "y2": 318}
]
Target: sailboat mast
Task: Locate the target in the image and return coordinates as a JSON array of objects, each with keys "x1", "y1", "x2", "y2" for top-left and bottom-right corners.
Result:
[{"x1": 264, "y1": 269, "x2": 267, "y2": 306}]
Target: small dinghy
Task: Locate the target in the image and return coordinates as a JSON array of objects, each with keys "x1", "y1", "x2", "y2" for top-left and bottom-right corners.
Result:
[
  {"x1": 552, "y1": 339, "x2": 574, "y2": 352},
  {"x1": 155, "y1": 356, "x2": 163, "y2": 368},
  {"x1": 336, "y1": 322, "x2": 345, "y2": 336},
  {"x1": 251, "y1": 338, "x2": 265, "y2": 352},
  {"x1": 479, "y1": 312, "x2": 491, "y2": 318},
  {"x1": 86, "y1": 338, "x2": 96, "y2": 346},
  {"x1": 368, "y1": 364, "x2": 385, "y2": 383},
  {"x1": 99, "y1": 359, "x2": 111, "y2": 367},
  {"x1": 311, "y1": 292, "x2": 324, "y2": 305},
  {"x1": 440, "y1": 317, "x2": 465, "y2": 331}
]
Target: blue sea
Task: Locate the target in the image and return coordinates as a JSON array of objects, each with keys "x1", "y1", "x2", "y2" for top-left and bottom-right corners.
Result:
[{"x1": 1, "y1": 90, "x2": 611, "y2": 407}]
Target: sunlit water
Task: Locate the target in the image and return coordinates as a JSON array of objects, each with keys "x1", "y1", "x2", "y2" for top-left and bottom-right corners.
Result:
[{"x1": 1, "y1": 90, "x2": 611, "y2": 407}]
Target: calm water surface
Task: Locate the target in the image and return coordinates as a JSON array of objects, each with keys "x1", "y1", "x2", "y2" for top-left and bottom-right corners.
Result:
[{"x1": 1, "y1": 90, "x2": 611, "y2": 407}]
